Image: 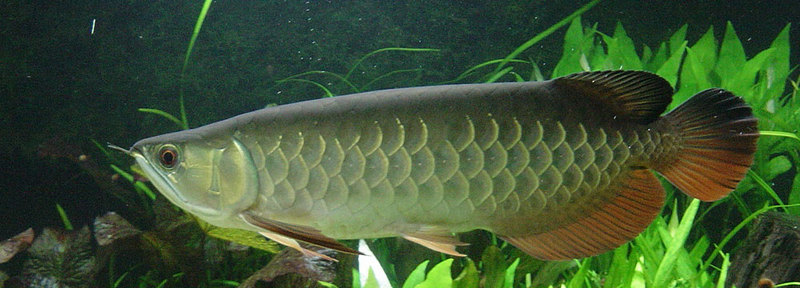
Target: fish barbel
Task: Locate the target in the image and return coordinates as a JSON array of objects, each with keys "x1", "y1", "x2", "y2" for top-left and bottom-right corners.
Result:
[{"x1": 124, "y1": 70, "x2": 758, "y2": 260}]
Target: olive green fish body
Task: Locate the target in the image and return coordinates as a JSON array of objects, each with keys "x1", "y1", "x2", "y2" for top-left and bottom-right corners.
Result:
[
  {"x1": 129, "y1": 71, "x2": 757, "y2": 260},
  {"x1": 239, "y1": 88, "x2": 660, "y2": 238}
]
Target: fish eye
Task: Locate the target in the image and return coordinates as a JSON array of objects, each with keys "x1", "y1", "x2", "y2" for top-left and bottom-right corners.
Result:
[{"x1": 158, "y1": 146, "x2": 179, "y2": 168}]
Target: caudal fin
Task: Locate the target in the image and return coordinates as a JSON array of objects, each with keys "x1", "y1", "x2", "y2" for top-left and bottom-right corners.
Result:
[{"x1": 655, "y1": 88, "x2": 758, "y2": 201}]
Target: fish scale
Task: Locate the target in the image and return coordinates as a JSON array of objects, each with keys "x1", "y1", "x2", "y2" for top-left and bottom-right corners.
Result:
[{"x1": 244, "y1": 111, "x2": 653, "y2": 239}]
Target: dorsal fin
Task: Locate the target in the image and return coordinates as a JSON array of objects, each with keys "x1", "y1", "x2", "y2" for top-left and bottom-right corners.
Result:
[{"x1": 553, "y1": 70, "x2": 674, "y2": 124}]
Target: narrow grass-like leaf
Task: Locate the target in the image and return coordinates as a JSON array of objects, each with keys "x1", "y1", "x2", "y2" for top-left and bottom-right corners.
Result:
[
  {"x1": 138, "y1": 108, "x2": 184, "y2": 129},
  {"x1": 276, "y1": 78, "x2": 335, "y2": 97},
  {"x1": 604, "y1": 244, "x2": 636, "y2": 288},
  {"x1": 110, "y1": 164, "x2": 157, "y2": 200},
  {"x1": 182, "y1": 0, "x2": 213, "y2": 74},
  {"x1": 344, "y1": 47, "x2": 439, "y2": 80},
  {"x1": 760, "y1": 130, "x2": 800, "y2": 143},
  {"x1": 317, "y1": 281, "x2": 338, "y2": 288},
  {"x1": 495, "y1": 0, "x2": 600, "y2": 75},
  {"x1": 566, "y1": 258, "x2": 591, "y2": 288},
  {"x1": 362, "y1": 68, "x2": 424, "y2": 90},
  {"x1": 653, "y1": 199, "x2": 699, "y2": 287},
  {"x1": 485, "y1": 67, "x2": 514, "y2": 83},
  {"x1": 280, "y1": 70, "x2": 359, "y2": 93},
  {"x1": 747, "y1": 170, "x2": 788, "y2": 212},
  {"x1": 702, "y1": 203, "x2": 800, "y2": 271},
  {"x1": 448, "y1": 59, "x2": 529, "y2": 83},
  {"x1": 55, "y1": 203, "x2": 73, "y2": 230},
  {"x1": 530, "y1": 61, "x2": 544, "y2": 81},
  {"x1": 502, "y1": 258, "x2": 520, "y2": 288},
  {"x1": 715, "y1": 251, "x2": 730, "y2": 288}
]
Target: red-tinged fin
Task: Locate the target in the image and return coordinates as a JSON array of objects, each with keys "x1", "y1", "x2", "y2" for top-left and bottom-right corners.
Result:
[
  {"x1": 553, "y1": 70, "x2": 673, "y2": 124},
  {"x1": 402, "y1": 227, "x2": 468, "y2": 257},
  {"x1": 240, "y1": 211, "x2": 361, "y2": 258},
  {"x1": 501, "y1": 169, "x2": 665, "y2": 260},
  {"x1": 655, "y1": 88, "x2": 758, "y2": 201}
]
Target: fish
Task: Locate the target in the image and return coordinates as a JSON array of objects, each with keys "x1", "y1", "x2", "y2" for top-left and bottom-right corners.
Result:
[{"x1": 118, "y1": 70, "x2": 758, "y2": 260}]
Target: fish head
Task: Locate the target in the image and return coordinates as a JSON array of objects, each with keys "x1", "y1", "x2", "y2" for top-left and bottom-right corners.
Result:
[{"x1": 129, "y1": 131, "x2": 259, "y2": 227}]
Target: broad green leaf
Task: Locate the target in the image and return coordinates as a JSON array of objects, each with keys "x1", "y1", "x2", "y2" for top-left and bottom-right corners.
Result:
[
  {"x1": 675, "y1": 47, "x2": 712, "y2": 104},
  {"x1": 656, "y1": 41, "x2": 686, "y2": 88},
  {"x1": 414, "y1": 259, "x2": 453, "y2": 288},
  {"x1": 552, "y1": 17, "x2": 590, "y2": 77},
  {"x1": 765, "y1": 155, "x2": 791, "y2": 180},
  {"x1": 716, "y1": 22, "x2": 747, "y2": 87},
  {"x1": 602, "y1": 22, "x2": 642, "y2": 70},
  {"x1": 589, "y1": 39, "x2": 608, "y2": 70},
  {"x1": 646, "y1": 42, "x2": 669, "y2": 72},
  {"x1": 731, "y1": 48, "x2": 775, "y2": 100},
  {"x1": 363, "y1": 268, "x2": 380, "y2": 288},
  {"x1": 453, "y1": 259, "x2": 479, "y2": 288},
  {"x1": 692, "y1": 26, "x2": 719, "y2": 74},
  {"x1": 669, "y1": 24, "x2": 688, "y2": 55},
  {"x1": 402, "y1": 260, "x2": 429, "y2": 288},
  {"x1": 562, "y1": 16, "x2": 585, "y2": 55},
  {"x1": 764, "y1": 23, "x2": 792, "y2": 99},
  {"x1": 641, "y1": 44, "x2": 653, "y2": 66},
  {"x1": 481, "y1": 246, "x2": 507, "y2": 288},
  {"x1": 789, "y1": 172, "x2": 800, "y2": 215}
]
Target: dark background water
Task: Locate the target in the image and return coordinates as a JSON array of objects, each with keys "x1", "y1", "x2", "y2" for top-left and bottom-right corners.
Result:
[{"x1": 1, "y1": 0, "x2": 798, "y2": 239}]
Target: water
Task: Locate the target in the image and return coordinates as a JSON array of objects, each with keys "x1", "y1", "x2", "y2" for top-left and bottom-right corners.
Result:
[{"x1": 1, "y1": 1, "x2": 798, "y2": 287}]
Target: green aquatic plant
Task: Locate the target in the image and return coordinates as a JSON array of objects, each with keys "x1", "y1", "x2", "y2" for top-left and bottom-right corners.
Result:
[
  {"x1": 329, "y1": 18, "x2": 799, "y2": 288},
  {"x1": 138, "y1": 0, "x2": 214, "y2": 130},
  {"x1": 276, "y1": 47, "x2": 440, "y2": 97}
]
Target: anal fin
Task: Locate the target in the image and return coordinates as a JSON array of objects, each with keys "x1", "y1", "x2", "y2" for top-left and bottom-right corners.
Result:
[
  {"x1": 240, "y1": 211, "x2": 360, "y2": 261},
  {"x1": 402, "y1": 226, "x2": 468, "y2": 257},
  {"x1": 501, "y1": 169, "x2": 665, "y2": 260}
]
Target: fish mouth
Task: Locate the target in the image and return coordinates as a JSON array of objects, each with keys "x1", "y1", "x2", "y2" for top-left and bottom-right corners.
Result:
[{"x1": 129, "y1": 148, "x2": 222, "y2": 218}]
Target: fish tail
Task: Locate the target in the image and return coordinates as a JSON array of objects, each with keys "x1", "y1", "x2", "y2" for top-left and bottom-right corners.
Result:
[{"x1": 654, "y1": 88, "x2": 758, "y2": 201}]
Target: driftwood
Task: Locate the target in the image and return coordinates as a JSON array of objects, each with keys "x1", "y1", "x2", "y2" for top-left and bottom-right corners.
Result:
[{"x1": 727, "y1": 211, "x2": 800, "y2": 288}]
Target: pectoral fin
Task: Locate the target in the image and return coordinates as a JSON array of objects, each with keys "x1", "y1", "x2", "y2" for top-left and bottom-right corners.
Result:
[
  {"x1": 402, "y1": 226, "x2": 468, "y2": 257},
  {"x1": 240, "y1": 211, "x2": 360, "y2": 260}
]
